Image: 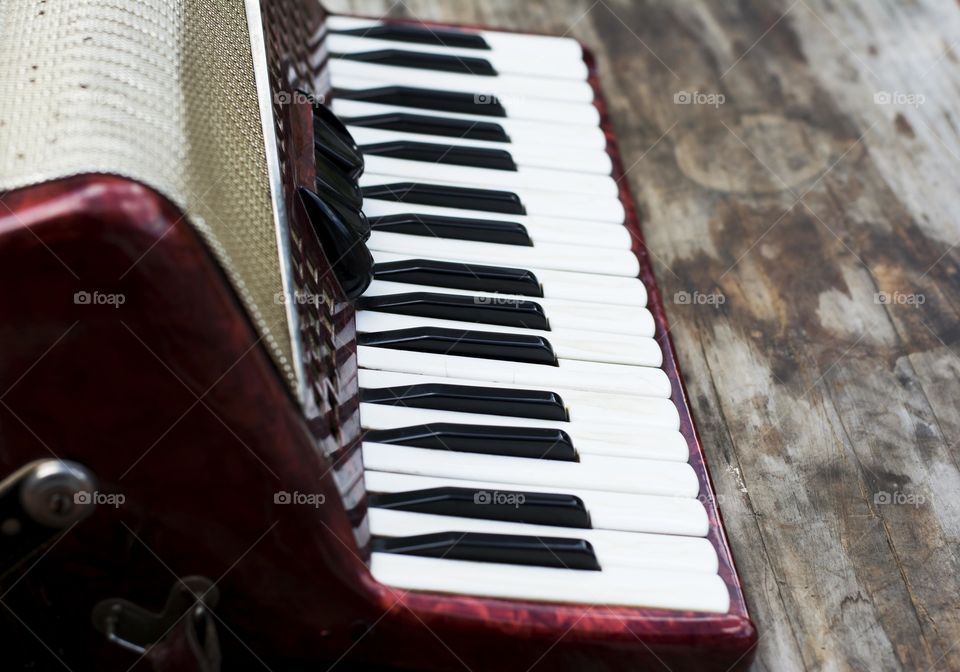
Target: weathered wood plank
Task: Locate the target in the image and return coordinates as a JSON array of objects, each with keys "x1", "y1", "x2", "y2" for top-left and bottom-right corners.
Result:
[{"x1": 327, "y1": 1, "x2": 960, "y2": 669}]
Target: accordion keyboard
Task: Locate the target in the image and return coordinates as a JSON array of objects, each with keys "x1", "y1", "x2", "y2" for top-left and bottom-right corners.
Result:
[{"x1": 318, "y1": 16, "x2": 730, "y2": 614}]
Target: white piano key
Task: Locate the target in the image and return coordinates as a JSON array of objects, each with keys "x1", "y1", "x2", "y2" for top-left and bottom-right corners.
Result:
[
  {"x1": 362, "y1": 155, "x2": 616, "y2": 198},
  {"x1": 361, "y1": 173, "x2": 625, "y2": 224},
  {"x1": 332, "y1": 98, "x2": 607, "y2": 149},
  {"x1": 328, "y1": 33, "x2": 590, "y2": 80},
  {"x1": 367, "y1": 231, "x2": 638, "y2": 276},
  {"x1": 327, "y1": 17, "x2": 586, "y2": 64},
  {"x1": 347, "y1": 125, "x2": 612, "y2": 174},
  {"x1": 528, "y1": 226, "x2": 625, "y2": 249},
  {"x1": 362, "y1": 199, "x2": 631, "y2": 249},
  {"x1": 363, "y1": 280, "x2": 651, "y2": 334},
  {"x1": 358, "y1": 369, "x2": 680, "y2": 430},
  {"x1": 368, "y1": 509, "x2": 718, "y2": 573},
  {"x1": 372, "y1": 251, "x2": 648, "y2": 306},
  {"x1": 369, "y1": 553, "x2": 731, "y2": 613},
  {"x1": 333, "y1": 73, "x2": 600, "y2": 126},
  {"x1": 362, "y1": 442, "x2": 699, "y2": 497},
  {"x1": 363, "y1": 471, "x2": 708, "y2": 536},
  {"x1": 359, "y1": 403, "x2": 688, "y2": 461},
  {"x1": 358, "y1": 346, "x2": 673, "y2": 397},
  {"x1": 531, "y1": 268, "x2": 647, "y2": 304},
  {"x1": 329, "y1": 59, "x2": 594, "y2": 104},
  {"x1": 362, "y1": 154, "x2": 618, "y2": 197},
  {"x1": 367, "y1": 213, "x2": 630, "y2": 249},
  {"x1": 357, "y1": 311, "x2": 661, "y2": 367}
]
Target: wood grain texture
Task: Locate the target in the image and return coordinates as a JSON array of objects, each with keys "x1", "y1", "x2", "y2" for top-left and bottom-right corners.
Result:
[{"x1": 326, "y1": 0, "x2": 960, "y2": 670}]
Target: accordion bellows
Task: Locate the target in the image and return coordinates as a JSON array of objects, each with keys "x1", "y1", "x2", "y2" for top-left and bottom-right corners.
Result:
[{"x1": 0, "y1": 0, "x2": 297, "y2": 389}]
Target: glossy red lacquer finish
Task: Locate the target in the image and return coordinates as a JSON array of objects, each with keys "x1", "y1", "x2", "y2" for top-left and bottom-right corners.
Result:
[
  {"x1": 0, "y1": 174, "x2": 374, "y2": 669},
  {"x1": 0, "y1": 6, "x2": 756, "y2": 671}
]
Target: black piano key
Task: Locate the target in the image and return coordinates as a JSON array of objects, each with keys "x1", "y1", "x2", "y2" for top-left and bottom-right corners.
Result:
[
  {"x1": 344, "y1": 112, "x2": 510, "y2": 143},
  {"x1": 334, "y1": 85, "x2": 507, "y2": 118},
  {"x1": 338, "y1": 49, "x2": 497, "y2": 76},
  {"x1": 369, "y1": 487, "x2": 591, "y2": 528},
  {"x1": 364, "y1": 423, "x2": 576, "y2": 461},
  {"x1": 361, "y1": 182, "x2": 525, "y2": 215},
  {"x1": 360, "y1": 140, "x2": 517, "y2": 171},
  {"x1": 370, "y1": 213, "x2": 531, "y2": 246},
  {"x1": 334, "y1": 24, "x2": 491, "y2": 50},
  {"x1": 297, "y1": 187, "x2": 373, "y2": 299},
  {"x1": 372, "y1": 532, "x2": 601, "y2": 570},
  {"x1": 373, "y1": 259, "x2": 543, "y2": 297},
  {"x1": 359, "y1": 292, "x2": 549, "y2": 330},
  {"x1": 312, "y1": 102, "x2": 364, "y2": 179},
  {"x1": 358, "y1": 327, "x2": 558, "y2": 365},
  {"x1": 361, "y1": 383, "x2": 568, "y2": 421}
]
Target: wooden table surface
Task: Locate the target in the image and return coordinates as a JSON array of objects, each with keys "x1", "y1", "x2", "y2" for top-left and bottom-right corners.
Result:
[{"x1": 329, "y1": 1, "x2": 960, "y2": 670}]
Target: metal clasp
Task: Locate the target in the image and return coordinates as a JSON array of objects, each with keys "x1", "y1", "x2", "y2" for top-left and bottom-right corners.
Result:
[{"x1": 92, "y1": 576, "x2": 219, "y2": 654}]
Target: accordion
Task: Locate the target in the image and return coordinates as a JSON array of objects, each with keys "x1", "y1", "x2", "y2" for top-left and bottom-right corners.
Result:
[{"x1": 0, "y1": 1, "x2": 757, "y2": 670}]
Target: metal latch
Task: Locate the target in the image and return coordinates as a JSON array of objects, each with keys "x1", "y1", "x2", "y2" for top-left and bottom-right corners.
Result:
[{"x1": 92, "y1": 576, "x2": 220, "y2": 655}]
